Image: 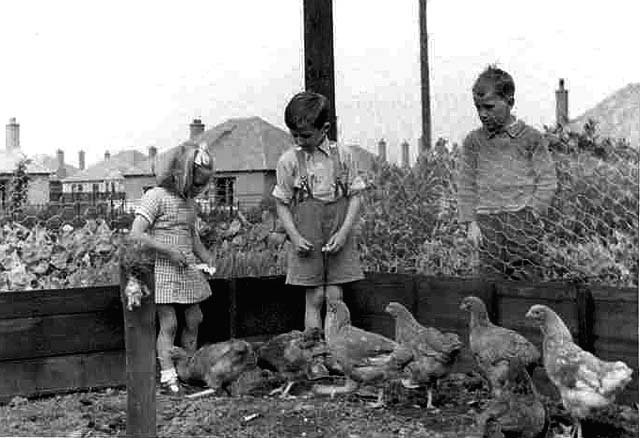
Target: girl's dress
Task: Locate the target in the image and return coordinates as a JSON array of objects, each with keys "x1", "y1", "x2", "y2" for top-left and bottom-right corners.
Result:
[{"x1": 136, "y1": 187, "x2": 211, "y2": 304}]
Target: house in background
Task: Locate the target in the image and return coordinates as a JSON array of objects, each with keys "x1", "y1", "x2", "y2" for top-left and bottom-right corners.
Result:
[
  {"x1": 0, "y1": 118, "x2": 52, "y2": 208},
  {"x1": 32, "y1": 149, "x2": 82, "y2": 201},
  {"x1": 195, "y1": 116, "x2": 293, "y2": 209},
  {"x1": 60, "y1": 148, "x2": 158, "y2": 205}
]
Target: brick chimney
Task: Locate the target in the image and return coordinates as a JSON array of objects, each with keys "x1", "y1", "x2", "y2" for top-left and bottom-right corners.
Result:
[
  {"x1": 148, "y1": 146, "x2": 157, "y2": 174},
  {"x1": 78, "y1": 150, "x2": 85, "y2": 170},
  {"x1": 56, "y1": 149, "x2": 67, "y2": 179},
  {"x1": 556, "y1": 78, "x2": 569, "y2": 127},
  {"x1": 377, "y1": 138, "x2": 387, "y2": 162},
  {"x1": 189, "y1": 118, "x2": 205, "y2": 140},
  {"x1": 401, "y1": 140, "x2": 410, "y2": 168},
  {"x1": 6, "y1": 117, "x2": 19, "y2": 151},
  {"x1": 104, "y1": 150, "x2": 111, "y2": 162}
]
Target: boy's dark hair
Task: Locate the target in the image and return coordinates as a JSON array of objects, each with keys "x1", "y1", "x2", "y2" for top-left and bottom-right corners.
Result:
[
  {"x1": 284, "y1": 91, "x2": 331, "y2": 130},
  {"x1": 472, "y1": 65, "x2": 515, "y2": 102}
]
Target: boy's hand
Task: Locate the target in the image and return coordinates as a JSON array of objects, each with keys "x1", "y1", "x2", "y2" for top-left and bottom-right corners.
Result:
[
  {"x1": 291, "y1": 233, "x2": 314, "y2": 256},
  {"x1": 322, "y1": 231, "x2": 347, "y2": 254},
  {"x1": 467, "y1": 221, "x2": 482, "y2": 245}
]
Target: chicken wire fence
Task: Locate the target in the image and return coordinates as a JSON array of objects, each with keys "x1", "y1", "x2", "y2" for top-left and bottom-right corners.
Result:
[{"x1": 359, "y1": 126, "x2": 639, "y2": 288}]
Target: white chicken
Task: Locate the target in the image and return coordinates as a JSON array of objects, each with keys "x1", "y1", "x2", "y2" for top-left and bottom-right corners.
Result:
[{"x1": 525, "y1": 304, "x2": 633, "y2": 438}]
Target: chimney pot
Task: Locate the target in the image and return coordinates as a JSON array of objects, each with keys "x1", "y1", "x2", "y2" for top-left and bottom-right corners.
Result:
[
  {"x1": 555, "y1": 78, "x2": 569, "y2": 127},
  {"x1": 401, "y1": 140, "x2": 410, "y2": 168},
  {"x1": 104, "y1": 151, "x2": 111, "y2": 162},
  {"x1": 6, "y1": 117, "x2": 20, "y2": 151},
  {"x1": 377, "y1": 138, "x2": 387, "y2": 162},
  {"x1": 148, "y1": 146, "x2": 158, "y2": 174},
  {"x1": 78, "y1": 150, "x2": 85, "y2": 170},
  {"x1": 189, "y1": 118, "x2": 205, "y2": 140}
]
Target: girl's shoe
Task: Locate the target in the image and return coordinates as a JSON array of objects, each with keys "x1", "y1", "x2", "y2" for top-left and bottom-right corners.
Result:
[{"x1": 160, "y1": 378, "x2": 182, "y2": 396}]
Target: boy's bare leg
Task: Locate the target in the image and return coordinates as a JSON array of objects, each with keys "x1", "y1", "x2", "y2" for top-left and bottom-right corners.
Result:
[
  {"x1": 305, "y1": 286, "x2": 325, "y2": 330},
  {"x1": 325, "y1": 284, "x2": 343, "y2": 303},
  {"x1": 182, "y1": 303, "x2": 203, "y2": 357}
]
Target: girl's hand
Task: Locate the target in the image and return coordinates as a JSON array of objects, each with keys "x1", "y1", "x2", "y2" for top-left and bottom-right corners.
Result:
[
  {"x1": 291, "y1": 233, "x2": 314, "y2": 256},
  {"x1": 167, "y1": 248, "x2": 188, "y2": 267},
  {"x1": 323, "y1": 230, "x2": 347, "y2": 254}
]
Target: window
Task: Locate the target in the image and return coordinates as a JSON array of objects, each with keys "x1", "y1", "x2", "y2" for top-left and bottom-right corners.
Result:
[{"x1": 214, "y1": 177, "x2": 235, "y2": 206}]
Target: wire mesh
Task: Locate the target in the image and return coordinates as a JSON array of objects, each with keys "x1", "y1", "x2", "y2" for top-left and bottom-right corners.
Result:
[{"x1": 0, "y1": 124, "x2": 637, "y2": 290}]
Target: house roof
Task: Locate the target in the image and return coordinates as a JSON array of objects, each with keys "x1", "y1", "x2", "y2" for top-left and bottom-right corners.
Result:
[
  {"x1": 31, "y1": 154, "x2": 80, "y2": 179},
  {"x1": 195, "y1": 116, "x2": 293, "y2": 172},
  {"x1": 0, "y1": 149, "x2": 52, "y2": 175},
  {"x1": 568, "y1": 83, "x2": 640, "y2": 146},
  {"x1": 62, "y1": 149, "x2": 154, "y2": 183}
]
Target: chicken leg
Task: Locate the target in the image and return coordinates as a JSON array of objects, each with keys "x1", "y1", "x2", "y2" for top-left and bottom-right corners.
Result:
[{"x1": 269, "y1": 381, "x2": 295, "y2": 398}]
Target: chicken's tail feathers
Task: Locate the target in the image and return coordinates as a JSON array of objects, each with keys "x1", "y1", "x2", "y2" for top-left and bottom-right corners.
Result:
[{"x1": 601, "y1": 360, "x2": 633, "y2": 396}]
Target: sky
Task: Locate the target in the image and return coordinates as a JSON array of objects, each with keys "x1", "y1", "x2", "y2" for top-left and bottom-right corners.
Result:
[{"x1": 0, "y1": 0, "x2": 638, "y2": 167}]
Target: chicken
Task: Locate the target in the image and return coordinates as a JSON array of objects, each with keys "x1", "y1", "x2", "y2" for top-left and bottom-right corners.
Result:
[
  {"x1": 476, "y1": 358, "x2": 548, "y2": 438},
  {"x1": 169, "y1": 339, "x2": 256, "y2": 398},
  {"x1": 313, "y1": 299, "x2": 414, "y2": 408},
  {"x1": 256, "y1": 328, "x2": 330, "y2": 398},
  {"x1": 525, "y1": 304, "x2": 633, "y2": 438},
  {"x1": 384, "y1": 301, "x2": 463, "y2": 409},
  {"x1": 460, "y1": 296, "x2": 541, "y2": 397}
]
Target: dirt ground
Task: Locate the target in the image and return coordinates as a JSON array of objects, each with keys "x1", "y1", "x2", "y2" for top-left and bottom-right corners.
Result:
[{"x1": 0, "y1": 371, "x2": 637, "y2": 438}]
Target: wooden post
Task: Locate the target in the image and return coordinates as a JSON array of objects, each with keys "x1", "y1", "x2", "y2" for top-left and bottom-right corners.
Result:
[
  {"x1": 120, "y1": 268, "x2": 156, "y2": 438},
  {"x1": 228, "y1": 277, "x2": 238, "y2": 339},
  {"x1": 419, "y1": 0, "x2": 432, "y2": 153},
  {"x1": 575, "y1": 284, "x2": 595, "y2": 352},
  {"x1": 303, "y1": 0, "x2": 337, "y2": 142}
]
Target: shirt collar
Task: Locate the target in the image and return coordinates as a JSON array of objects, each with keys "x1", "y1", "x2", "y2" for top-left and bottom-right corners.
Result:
[
  {"x1": 295, "y1": 136, "x2": 331, "y2": 156},
  {"x1": 484, "y1": 119, "x2": 526, "y2": 139}
]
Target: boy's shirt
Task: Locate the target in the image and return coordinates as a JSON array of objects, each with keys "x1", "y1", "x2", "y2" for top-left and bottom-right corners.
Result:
[
  {"x1": 272, "y1": 137, "x2": 366, "y2": 204},
  {"x1": 457, "y1": 119, "x2": 557, "y2": 222}
]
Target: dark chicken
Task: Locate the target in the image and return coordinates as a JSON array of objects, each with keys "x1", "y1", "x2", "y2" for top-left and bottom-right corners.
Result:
[{"x1": 385, "y1": 302, "x2": 463, "y2": 409}]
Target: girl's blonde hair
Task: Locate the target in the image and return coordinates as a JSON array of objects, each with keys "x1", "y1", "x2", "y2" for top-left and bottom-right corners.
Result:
[{"x1": 155, "y1": 141, "x2": 212, "y2": 198}]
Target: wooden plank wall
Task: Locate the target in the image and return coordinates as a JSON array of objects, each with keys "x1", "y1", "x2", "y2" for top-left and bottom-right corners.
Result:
[
  {"x1": 0, "y1": 274, "x2": 637, "y2": 405},
  {"x1": 0, "y1": 286, "x2": 125, "y2": 401}
]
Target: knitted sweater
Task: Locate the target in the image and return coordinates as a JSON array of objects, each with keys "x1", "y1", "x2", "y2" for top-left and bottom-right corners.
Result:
[{"x1": 457, "y1": 120, "x2": 557, "y2": 223}]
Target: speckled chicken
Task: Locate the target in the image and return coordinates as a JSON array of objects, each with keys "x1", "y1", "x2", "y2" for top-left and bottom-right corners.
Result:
[
  {"x1": 476, "y1": 358, "x2": 548, "y2": 438},
  {"x1": 313, "y1": 299, "x2": 414, "y2": 408},
  {"x1": 460, "y1": 296, "x2": 540, "y2": 397},
  {"x1": 526, "y1": 304, "x2": 633, "y2": 438},
  {"x1": 256, "y1": 328, "x2": 329, "y2": 398},
  {"x1": 170, "y1": 339, "x2": 256, "y2": 397},
  {"x1": 384, "y1": 302, "x2": 463, "y2": 409}
]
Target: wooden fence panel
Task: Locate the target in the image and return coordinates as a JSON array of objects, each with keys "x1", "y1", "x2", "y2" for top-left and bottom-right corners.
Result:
[
  {"x1": 590, "y1": 285, "x2": 638, "y2": 404},
  {"x1": 343, "y1": 273, "x2": 416, "y2": 339}
]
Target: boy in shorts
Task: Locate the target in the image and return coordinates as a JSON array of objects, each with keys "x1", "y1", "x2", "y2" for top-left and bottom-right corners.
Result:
[{"x1": 272, "y1": 91, "x2": 366, "y2": 331}]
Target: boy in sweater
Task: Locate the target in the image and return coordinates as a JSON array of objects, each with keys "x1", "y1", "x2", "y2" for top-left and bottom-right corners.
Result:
[{"x1": 457, "y1": 66, "x2": 557, "y2": 279}]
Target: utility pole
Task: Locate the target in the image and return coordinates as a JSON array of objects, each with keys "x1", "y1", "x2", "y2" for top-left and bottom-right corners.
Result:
[
  {"x1": 303, "y1": 0, "x2": 337, "y2": 141},
  {"x1": 419, "y1": 0, "x2": 432, "y2": 153}
]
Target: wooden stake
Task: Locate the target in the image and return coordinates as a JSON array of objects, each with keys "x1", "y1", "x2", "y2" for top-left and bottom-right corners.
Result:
[
  {"x1": 120, "y1": 268, "x2": 156, "y2": 438},
  {"x1": 419, "y1": 0, "x2": 432, "y2": 153},
  {"x1": 303, "y1": 0, "x2": 337, "y2": 141}
]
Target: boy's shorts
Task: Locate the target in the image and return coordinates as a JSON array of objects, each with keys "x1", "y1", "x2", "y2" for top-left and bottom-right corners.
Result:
[{"x1": 286, "y1": 197, "x2": 364, "y2": 287}]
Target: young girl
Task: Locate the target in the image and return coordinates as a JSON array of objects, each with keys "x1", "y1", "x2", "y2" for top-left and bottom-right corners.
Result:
[{"x1": 130, "y1": 140, "x2": 215, "y2": 394}]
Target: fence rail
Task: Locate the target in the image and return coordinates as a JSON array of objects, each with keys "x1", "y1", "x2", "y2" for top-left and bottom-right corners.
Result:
[{"x1": 0, "y1": 273, "x2": 636, "y2": 405}]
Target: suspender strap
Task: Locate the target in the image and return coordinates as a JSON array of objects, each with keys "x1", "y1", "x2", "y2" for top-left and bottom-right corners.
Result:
[
  {"x1": 293, "y1": 149, "x2": 313, "y2": 203},
  {"x1": 329, "y1": 144, "x2": 349, "y2": 198}
]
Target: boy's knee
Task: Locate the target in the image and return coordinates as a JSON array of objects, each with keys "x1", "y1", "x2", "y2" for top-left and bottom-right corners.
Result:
[
  {"x1": 306, "y1": 287, "x2": 325, "y2": 308},
  {"x1": 184, "y1": 304, "x2": 203, "y2": 329},
  {"x1": 325, "y1": 285, "x2": 343, "y2": 302}
]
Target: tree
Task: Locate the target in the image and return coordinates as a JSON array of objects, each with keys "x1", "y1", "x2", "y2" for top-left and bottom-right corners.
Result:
[{"x1": 9, "y1": 158, "x2": 31, "y2": 215}]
